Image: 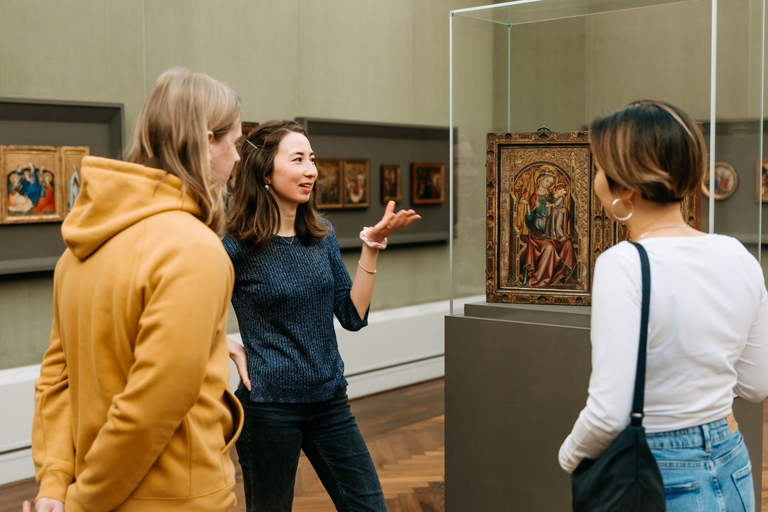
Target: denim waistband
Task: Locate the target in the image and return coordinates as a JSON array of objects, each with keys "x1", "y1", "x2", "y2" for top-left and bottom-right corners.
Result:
[{"x1": 645, "y1": 418, "x2": 732, "y2": 451}]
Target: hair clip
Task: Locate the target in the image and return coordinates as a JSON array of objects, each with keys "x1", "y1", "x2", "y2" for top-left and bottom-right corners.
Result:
[{"x1": 246, "y1": 140, "x2": 260, "y2": 150}]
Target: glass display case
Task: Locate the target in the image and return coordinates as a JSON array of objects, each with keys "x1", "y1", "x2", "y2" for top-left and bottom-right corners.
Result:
[{"x1": 448, "y1": 0, "x2": 766, "y2": 313}]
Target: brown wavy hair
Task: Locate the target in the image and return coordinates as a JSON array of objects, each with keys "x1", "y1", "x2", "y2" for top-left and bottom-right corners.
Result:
[
  {"x1": 226, "y1": 120, "x2": 329, "y2": 251},
  {"x1": 126, "y1": 67, "x2": 242, "y2": 234},
  {"x1": 589, "y1": 100, "x2": 707, "y2": 203}
]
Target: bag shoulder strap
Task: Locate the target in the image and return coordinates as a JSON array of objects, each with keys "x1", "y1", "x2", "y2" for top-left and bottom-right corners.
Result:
[{"x1": 629, "y1": 241, "x2": 651, "y2": 427}]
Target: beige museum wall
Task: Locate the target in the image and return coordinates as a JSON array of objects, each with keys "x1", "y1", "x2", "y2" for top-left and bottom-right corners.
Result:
[{"x1": 0, "y1": 0, "x2": 492, "y2": 370}]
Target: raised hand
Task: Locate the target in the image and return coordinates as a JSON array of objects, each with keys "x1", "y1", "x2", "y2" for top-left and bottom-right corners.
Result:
[{"x1": 368, "y1": 201, "x2": 421, "y2": 244}]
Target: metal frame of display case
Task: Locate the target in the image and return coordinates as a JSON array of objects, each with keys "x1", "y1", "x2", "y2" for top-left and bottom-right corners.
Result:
[{"x1": 448, "y1": 0, "x2": 766, "y2": 314}]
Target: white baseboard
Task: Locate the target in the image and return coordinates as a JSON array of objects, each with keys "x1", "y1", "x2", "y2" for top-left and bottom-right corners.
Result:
[
  {"x1": 346, "y1": 356, "x2": 445, "y2": 400},
  {"x1": 0, "y1": 365, "x2": 38, "y2": 485},
  {"x1": 0, "y1": 448, "x2": 34, "y2": 485}
]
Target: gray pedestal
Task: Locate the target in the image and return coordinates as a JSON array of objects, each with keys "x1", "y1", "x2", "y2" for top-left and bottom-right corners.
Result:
[{"x1": 445, "y1": 302, "x2": 763, "y2": 511}]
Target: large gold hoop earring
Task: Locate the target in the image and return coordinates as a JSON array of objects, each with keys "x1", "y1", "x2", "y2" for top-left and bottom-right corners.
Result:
[{"x1": 610, "y1": 197, "x2": 634, "y2": 222}]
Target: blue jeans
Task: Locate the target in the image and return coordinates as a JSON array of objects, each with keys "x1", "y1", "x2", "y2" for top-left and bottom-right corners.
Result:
[
  {"x1": 234, "y1": 386, "x2": 386, "y2": 512},
  {"x1": 646, "y1": 418, "x2": 754, "y2": 512}
]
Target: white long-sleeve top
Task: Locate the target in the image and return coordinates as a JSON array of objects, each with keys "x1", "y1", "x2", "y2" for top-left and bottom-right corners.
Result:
[{"x1": 559, "y1": 234, "x2": 768, "y2": 473}]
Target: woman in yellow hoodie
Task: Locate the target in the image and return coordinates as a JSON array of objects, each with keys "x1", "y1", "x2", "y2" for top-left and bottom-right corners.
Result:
[{"x1": 27, "y1": 68, "x2": 245, "y2": 512}]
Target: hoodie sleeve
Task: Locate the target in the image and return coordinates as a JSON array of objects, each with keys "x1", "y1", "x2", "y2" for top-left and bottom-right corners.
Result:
[
  {"x1": 64, "y1": 236, "x2": 234, "y2": 511},
  {"x1": 32, "y1": 266, "x2": 76, "y2": 503}
]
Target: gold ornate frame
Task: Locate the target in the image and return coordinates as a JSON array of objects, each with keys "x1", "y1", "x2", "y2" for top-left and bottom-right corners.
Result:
[
  {"x1": 701, "y1": 161, "x2": 738, "y2": 200},
  {"x1": 381, "y1": 164, "x2": 402, "y2": 203},
  {"x1": 2, "y1": 145, "x2": 65, "y2": 224},
  {"x1": 343, "y1": 159, "x2": 370, "y2": 209},
  {"x1": 60, "y1": 146, "x2": 89, "y2": 214},
  {"x1": 316, "y1": 158, "x2": 344, "y2": 210}
]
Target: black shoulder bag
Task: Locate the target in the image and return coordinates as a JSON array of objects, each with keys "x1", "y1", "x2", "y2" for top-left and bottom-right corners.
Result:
[{"x1": 570, "y1": 242, "x2": 666, "y2": 512}]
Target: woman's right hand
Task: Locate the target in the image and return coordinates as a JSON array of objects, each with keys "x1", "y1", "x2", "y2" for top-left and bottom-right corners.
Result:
[
  {"x1": 227, "y1": 337, "x2": 251, "y2": 391},
  {"x1": 23, "y1": 499, "x2": 64, "y2": 512}
]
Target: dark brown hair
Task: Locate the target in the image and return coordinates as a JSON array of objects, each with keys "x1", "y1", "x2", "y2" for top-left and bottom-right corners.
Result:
[
  {"x1": 589, "y1": 100, "x2": 707, "y2": 203},
  {"x1": 225, "y1": 120, "x2": 329, "y2": 250}
]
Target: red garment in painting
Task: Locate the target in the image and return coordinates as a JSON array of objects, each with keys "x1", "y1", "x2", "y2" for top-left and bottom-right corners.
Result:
[
  {"x1": 33, "y1": 183, "x2": 55, "y2": 213},
  {"x1": 522, "y1": 235, "x2": 576, "y2": 287}
]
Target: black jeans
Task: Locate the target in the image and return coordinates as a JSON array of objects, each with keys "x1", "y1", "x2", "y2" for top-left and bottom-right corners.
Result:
[{"x1": 234, "y1": 386, "x2": 387, "y2": 511}]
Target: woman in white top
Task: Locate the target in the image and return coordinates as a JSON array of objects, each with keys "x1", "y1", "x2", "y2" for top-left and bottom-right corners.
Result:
[{"x1": 559, "y1": 100, "x2": 768, "y2": 512}]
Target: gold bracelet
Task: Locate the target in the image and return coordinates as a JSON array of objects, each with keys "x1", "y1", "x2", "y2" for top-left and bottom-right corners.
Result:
[{"x1": 358, "y1": 260, "x2": 376, "y2": 274}]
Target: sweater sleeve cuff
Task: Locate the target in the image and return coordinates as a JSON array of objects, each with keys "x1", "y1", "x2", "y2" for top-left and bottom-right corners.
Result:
[
  {"x1": 37, "y1": 469, "x2": 73, "y2": 503},
  {"x1": 349, "y1": 304, "x2": 369, "y2": 331},
  {"x1": 336, "y1": 296, "x2": 368, "y2": 331}
]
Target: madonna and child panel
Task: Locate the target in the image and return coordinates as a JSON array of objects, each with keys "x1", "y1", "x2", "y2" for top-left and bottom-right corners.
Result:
[{"x1": 486, "y1": 130, "x2": 699, "y2": 306}]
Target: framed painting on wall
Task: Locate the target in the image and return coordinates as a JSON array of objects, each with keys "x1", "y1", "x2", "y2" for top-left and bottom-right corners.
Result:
[
  {"x1": 230, "y1": 121, "x2": 259, "y2": 193},
  {"x1": 701, "y1": 161, "x2": 738, "y2": 200},
  {"x1": 381, "y1": 164, "x2": 401, "y2": 203},
  {"x1": 60, "y1": 146, "x2": 90, "y2": 213},
  {"x1": 411, "y1": 162, "x2": 445, "y2": 205},
  {"x1": 343, "y1": 159, "x2": 370, "y2": 208},
  {"x1": 241, "y1": 121, "x2": 259, "y2": 140},
  {"x1": 759, "y1": 159, "x2": 768, "y2": 203},
  {"x1": 2, "y1": 145, "x2": 64, "y2": 224},
  {"x1": 315, "y1": 158, "x2": 343, "y2": 209}
]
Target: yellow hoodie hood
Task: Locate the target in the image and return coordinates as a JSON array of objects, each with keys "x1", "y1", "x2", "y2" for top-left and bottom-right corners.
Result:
[{"x1": 63, "y1": 156, "x2": 201, "y2": 260}]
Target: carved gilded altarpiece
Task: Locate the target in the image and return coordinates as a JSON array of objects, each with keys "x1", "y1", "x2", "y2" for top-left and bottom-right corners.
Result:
[{"x1": 486, "y1": 130, "x2": 699, "y2": 306}]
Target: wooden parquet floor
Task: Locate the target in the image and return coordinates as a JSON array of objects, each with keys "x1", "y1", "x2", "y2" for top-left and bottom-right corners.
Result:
[
  {"x1": 289, "y1": 415, "x2": 444, "y2": 511},
  {"x1": 0, "y1": 378, "x2": 445, "y2": 512}
]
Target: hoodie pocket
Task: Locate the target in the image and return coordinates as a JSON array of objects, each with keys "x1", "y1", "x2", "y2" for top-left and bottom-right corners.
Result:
[{"x1": 222, "y1": 388, "x2": 244, "y2": 454}]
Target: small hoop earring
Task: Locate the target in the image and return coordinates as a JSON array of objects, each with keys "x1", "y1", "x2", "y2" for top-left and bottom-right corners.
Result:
[
  {"x1": 610, "y1": 197, "x2": 633, "y2": 222},
  {"x1": 265, "y1": 184, "x2": 269, "y2": 190}
]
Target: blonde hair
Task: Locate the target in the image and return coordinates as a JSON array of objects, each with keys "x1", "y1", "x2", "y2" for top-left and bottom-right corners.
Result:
[
  {"x1": 589, "y1": 100, "x2": 707, "y2": 203},
  {"x1": 126, "y1": 67, "x2": 242, "y2": 233}
]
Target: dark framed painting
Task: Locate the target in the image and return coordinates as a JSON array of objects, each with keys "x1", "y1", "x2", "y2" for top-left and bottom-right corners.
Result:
[
  {"x1": 2, "y1": 145, "x2": 64, "y2": 224},
  {"x1": 343, "y1": 159, "x2": 370, "y2": 208},
  {"x1": 701, "y1": 161, "x2": 737, "y2": 200},
  {"x1": 486, "y1": 130, "x2": 700, "y2": 306},
  {"x1": 231, "y1": 121, "x2": 260, "y2": 192},
  {"x1": 60, "y1": 146, "x2": 89, "y2": 213},
  {"x1": 411, "y1": 162, "x2": 445, "y2": 205},
  {"x1": 759, "y1": 159, "x2": 768, "y2": 203},
  {"x1": 381, "y1": 164, "x2": 401, "y2": 203},
  {"x1": 315, "y1": 158, "x2": 343, "y2": 209},
  {"x1": 241, "y1": 121, "x2": 259, "y2": 139}
]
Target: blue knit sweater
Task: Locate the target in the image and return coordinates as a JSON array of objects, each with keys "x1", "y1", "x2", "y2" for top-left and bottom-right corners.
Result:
[{"x1": 222, "y1": 224, "x2": 367, "y2": 403}]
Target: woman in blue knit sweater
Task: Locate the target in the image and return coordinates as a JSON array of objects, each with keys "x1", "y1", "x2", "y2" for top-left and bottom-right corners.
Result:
[{"x1": 224, "y1": 120, "x2": 420, "y2": 511}]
